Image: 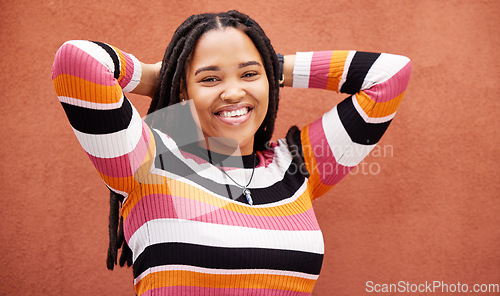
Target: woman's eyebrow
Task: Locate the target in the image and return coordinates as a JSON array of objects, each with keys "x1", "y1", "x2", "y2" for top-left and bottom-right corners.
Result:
[
  {"x1": 239, "y1": 61, "x2": 261, "y2": 68},
  {"x1": 194, "y1": 61, "x2": 262, "y2": 76},
  {"x1": 194, "y1": 66, "x2": 220, "y2": 76}
]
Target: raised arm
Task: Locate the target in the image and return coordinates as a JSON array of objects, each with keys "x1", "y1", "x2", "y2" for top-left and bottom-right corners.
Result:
[
  {"x1": 283, "y1": 51, "x2": 412, "y2": 199},
  {"x1": 131, "y1": 61, "x2": 162, "y2": 98},
  {"x1": 52, "y1": 40, "x2": 158, "y2": 196}
]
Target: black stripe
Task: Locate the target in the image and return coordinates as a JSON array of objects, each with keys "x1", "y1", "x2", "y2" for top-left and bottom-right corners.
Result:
[
  {"x1": 340, "y1": 51, "x2": 380, "y2": 95},
  {"x1": 92, "y1": 41, "x2": 120, "y2": 79},
  {"x1": 61, "y1": 96, "x2": 133, "y2": 134},
  {"x1": 133, "y1": 242, "x2": 323, "y2": 277},
  {"x1": 152, "y1": 131, "x2": 306, "y2": 205},
  {"x1": 337, "y1": 95, "x2": 391, "y2": 145}
]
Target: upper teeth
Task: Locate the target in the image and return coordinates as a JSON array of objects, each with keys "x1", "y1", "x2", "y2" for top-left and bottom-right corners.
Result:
[{"x1": 219, "y1": 108, "x2": 249, "y2": 118}]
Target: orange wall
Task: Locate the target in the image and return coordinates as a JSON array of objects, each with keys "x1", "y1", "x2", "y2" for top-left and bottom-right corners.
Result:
[{"x1": 1, "y1": 1, "x2": 499, "y2": 295}]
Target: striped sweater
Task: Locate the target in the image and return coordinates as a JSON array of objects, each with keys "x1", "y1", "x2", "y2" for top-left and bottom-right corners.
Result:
[{"x1": 52, "y1": 40, "x2": 411, "y2": 295}]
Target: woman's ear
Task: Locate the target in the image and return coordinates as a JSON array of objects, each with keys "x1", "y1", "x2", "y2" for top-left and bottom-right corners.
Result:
[{"x1": 180, "y1": 80, "x2": 188, "y2": 104}]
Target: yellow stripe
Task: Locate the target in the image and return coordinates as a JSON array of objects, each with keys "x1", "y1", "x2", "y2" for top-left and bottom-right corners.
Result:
[
  {"x1": 356, "y1": 90, "x2": 405, "y2": 118},
  {"x1": 326, "y1": 50, "x2": 350, "y2": 91},
  {"x1": 53, "y1": 74, "x2": 121, "y2": 104},
  {"x1": 135, "y1": 269, "x2": 316, "y2": 295}
]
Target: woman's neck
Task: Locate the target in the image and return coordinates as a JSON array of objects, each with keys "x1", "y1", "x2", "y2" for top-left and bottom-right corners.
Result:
[{"x1": 199, "y1": 137, "x2": 253, "y2": 156}]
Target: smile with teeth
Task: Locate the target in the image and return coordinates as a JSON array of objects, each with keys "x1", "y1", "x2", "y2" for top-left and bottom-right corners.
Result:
[{"x1": 216, "y1": 107, "x2": 250, "y2": 118}]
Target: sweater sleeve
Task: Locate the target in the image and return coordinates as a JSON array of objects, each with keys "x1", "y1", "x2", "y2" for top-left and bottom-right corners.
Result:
[
  {"x1": 51, "y1": 40, "x2": 156, "y2": 197},
  {"x1": 293, "y1": 51, "x2": 412, "y2": 199}
]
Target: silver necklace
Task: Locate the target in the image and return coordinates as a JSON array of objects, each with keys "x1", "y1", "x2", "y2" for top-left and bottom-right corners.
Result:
[{"x1": 212, "y1": 152, "x2": 256, "y2": 205}]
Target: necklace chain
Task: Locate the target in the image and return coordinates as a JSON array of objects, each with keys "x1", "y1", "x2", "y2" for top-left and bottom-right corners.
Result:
[{"x1": 210, "y1": 151, "x2": 256, "y2": 205}]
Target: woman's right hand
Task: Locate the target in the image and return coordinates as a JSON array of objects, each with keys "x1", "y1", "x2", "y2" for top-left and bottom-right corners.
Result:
[{"x1": 132, "y1": 61, "x2": 162, "y2": 98}]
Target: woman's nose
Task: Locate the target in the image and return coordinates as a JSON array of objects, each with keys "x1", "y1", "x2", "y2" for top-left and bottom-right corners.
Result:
[{"x1": 220, "y1": 84, "x2": 246, "y2": 102}]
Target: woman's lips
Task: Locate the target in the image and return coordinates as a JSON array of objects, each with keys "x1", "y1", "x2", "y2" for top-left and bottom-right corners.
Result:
[{"x1": 214, "y1": 105, "x2": 253, "y2": 125}]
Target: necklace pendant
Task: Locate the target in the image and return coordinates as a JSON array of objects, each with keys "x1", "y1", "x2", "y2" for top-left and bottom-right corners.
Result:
[{"x1": 243, "y1": 188, "x2": 253, "y2": 205}]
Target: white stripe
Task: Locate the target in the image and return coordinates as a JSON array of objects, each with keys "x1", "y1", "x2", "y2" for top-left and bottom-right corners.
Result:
[
  {"x1": 66, "y1": 40, "x2": 117, "y2": 75},
  {"x1": 338, "y1": 50, "x2": 356, "y2": 91},
  {"x1": 129, "y1": 219, "x2": 324, "y2": 261},
  {"x1": 73, "y1": 107, "x2": 144, "y2": 158},
  {"x1": 322, "y1": 106, "x2": 376, "y2": 167},
  {"x1": 351, "y1": 95, "x2": 396, "y2": 123},
  {"x1": 362, "y1": 53, "x2": 411, "y2": 90},
  {"x1": 58, "y1": 94, "x2": 124, "y2": 110},
  {"x1": 247, "y1": 139, "x2": 295, "y2": 188},
  {"x1": 122, "y1": 54, "x2": 142, "y2": 93},
  {"x1": 292, "y1": 51, "x2": 313, "y2": 88},
  {"x1": 134, "y1": 264, "x2": 319, "y2": 284}
]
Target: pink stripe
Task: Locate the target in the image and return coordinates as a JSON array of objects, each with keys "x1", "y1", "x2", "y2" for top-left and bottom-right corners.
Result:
[
  {"x1": 88, "y1": 152, "x2": 132, "y2": 178},
  {"x1": 258, "y1": 148, "x2": 277, "y2": 168},
  {"x1": 124, "y1": 193, "x2": 319, "y2": 241},
  {"x1": 52, "y1": 42, "x2": 115, "y2": 85},
  {"x1": 144, "y1": 286, "x2": 312, "y2": 296},
  {"x1": 87, "y1": 122, "x2": 151, "y2": 178},
  {"x1": 179, "y1": 150, "x2": 210, "y2": 166},
  {"x1": 308, "y1": 51, "x2": 333, "y2": 89},
  {"x1": 363, "y1": 61, "x2": 412, "y2": 103},
  {"x1": 118, "y1": 51, "x2": 136, "y2": 89},
  {"x1": 125, "y1": 194, "x2": 177, "y2": 241},
  {"x1": 307, "y1": 119, "x2": 352, "y2": 186}
]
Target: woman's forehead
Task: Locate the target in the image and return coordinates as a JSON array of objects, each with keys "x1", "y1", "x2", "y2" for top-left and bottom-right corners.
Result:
[{"x1": 188, "y1": 28, "x2": 263, "y2": 71}]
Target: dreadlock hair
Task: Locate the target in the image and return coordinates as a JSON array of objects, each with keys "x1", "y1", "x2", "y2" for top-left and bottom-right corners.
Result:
[{"x1": 107, "y1": 10, "x2": 309, "y2": 270}]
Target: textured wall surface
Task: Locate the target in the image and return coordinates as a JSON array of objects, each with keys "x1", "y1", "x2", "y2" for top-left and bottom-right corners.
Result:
[{"x1": 1, "y1": 0, "x2": 499, "y2": 295}]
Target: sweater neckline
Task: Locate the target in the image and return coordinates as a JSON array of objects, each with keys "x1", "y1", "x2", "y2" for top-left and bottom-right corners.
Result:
[{"x1": 181, "y1": 142, "x2": 259, "y2": 169}]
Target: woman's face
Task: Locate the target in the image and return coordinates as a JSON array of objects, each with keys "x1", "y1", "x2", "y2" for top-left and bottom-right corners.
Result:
[{"x1": 184, "y1": 27, "x2": 269, "y2": 155}]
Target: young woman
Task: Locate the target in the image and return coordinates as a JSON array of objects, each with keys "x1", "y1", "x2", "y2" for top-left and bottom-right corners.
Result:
[{"x1": 52, "y1": 10, "x2": 411, "y2": 296}]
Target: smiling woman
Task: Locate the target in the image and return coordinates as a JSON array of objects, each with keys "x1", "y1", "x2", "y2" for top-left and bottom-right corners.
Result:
[
  {"x1": 185, "y1": 28, "x2": 269, "y2": 155},
  {"x1": 51, "y1": 10, "x2": 411, "y2": 296}
]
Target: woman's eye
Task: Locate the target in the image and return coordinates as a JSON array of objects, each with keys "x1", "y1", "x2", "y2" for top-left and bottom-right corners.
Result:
[
  {"x1": 242, "y1": 72, "x2": 258, "y2": 78},
  {"x1": 200, "y1": 77, "x2": 218, "y2": 83}
]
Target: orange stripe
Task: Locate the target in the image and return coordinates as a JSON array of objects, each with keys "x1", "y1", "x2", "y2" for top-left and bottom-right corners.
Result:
[
  {"x1": 175, "y1": 176, "x2": 311, "y2": 216},
  {"x1": 98, "y1": 172, "x2": 140, "y2": 194},
  {"x1": 121, "y1": 180, "x2": 171, "y2": 219},
  {"x1": 133, "y1": 128, "x2": 157, "y2": 181},
  {"x1": 135, "y1": 269, "x2": 316, "y2": 295},
  {"x1": 110, "y1": 45, "x2": 127, "y2": 83},
  {"x1": 356, "y1": 90, "x2": 405, "y2": 118},
  {"x1": 53, "y1": 74, "x2": 122, "y2": 104},
  {"x1": 121, "y1": 173, "x2": 313, "y2": 219},
  {"x1": 326, "y1": 50, "x2": 350, "y2": 91},
  {"x1": 300, "y1": 126, "x2": 334, "y2": 200}
]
